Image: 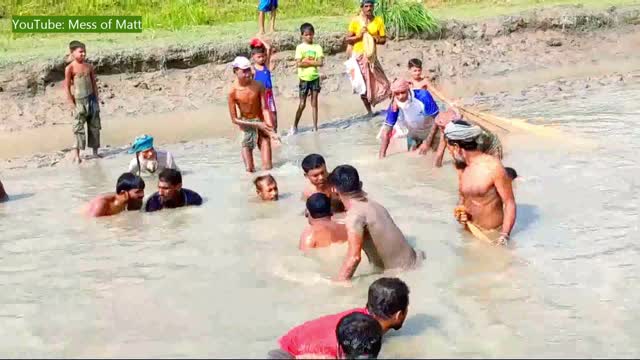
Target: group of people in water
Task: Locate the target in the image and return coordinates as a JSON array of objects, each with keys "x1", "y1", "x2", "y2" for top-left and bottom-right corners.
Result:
[{"x1": 0, "y1": 0, "x2": 519, "y2": 358}]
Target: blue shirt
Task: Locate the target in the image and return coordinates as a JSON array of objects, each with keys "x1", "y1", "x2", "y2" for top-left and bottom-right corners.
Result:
[
  {"x1": 385, "y1": 89, "x2": 439, "y2": 127},
  {"x1": 254, "y1": 66, "x2": 273, "y2": 90},
  {"x1": 145, "y1": 188, "x2": 203, "y2": 212}
]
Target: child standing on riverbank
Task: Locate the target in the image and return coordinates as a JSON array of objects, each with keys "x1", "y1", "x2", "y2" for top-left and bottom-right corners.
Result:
[
  {"x1": 64, "y1": 40, "x2": 101, "y2": 163},
  {"x1": 408, "y1": 58, "x2": 430, "y2": 90},
  {"x1": 250, "y1": 38, "x2": 278, "y2": 133},
  {"x1": 291, "y1": 23, "x2": 324, "y2": 135},
  {"x1": 258, "y1": 0, "x2": 278, "y2": 34}
]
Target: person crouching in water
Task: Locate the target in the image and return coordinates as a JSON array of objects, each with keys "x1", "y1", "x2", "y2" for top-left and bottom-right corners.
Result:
[
  {"x1": 127, "y1": 134, "x2": 179, "y2": 176},
  {"x1": 84, "y1": 173, "x2": 145, "y2": 217},
  {"x1": 145, "y1": 169, "x2": 203, "y2": 212},
  {"x1": 254, "y1": 174, "x2": 279, "y2": 201},
  {"x1": 0, "y1": 179, "x2": 8, "y2": 202},
  {"x1": 444, "y1": 120, "x2": 516, "y2": 245},
  {"x1": 336, "y1": 312, "x2": 384, "y2": 359},
  {"x1": 378, "y1": 79, "x2": 440, "y2": 158},
  {"x1": 299, "y1": 193, "x2": 347, "y2": 251},
  {"x1": 270, "y1": 277, "x2": 409, "y2": 359}
]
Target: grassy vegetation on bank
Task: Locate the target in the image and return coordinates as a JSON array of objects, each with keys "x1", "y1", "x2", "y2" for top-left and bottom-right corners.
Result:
[{"x1": 1, "y1": 0, "x2": 638, "y2": 68}]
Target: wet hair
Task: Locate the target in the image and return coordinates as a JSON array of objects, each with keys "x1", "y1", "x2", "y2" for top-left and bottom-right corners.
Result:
[
  {"x1": 300, "y1": 22, "x2": 315, "y2": 35},
  {"x1": 445, "y1": 120, "x2": 480, "y2": 151},
  {"x1": 329, "y1": 165, "x2": 362, "y2": 194},
  {"x1": 408, "y1": 58, "x2": 422, "y2": 69},
  {"x1": 158, "y1": 168, "x2": 182, "y2": 186},
  {"x1": 505, "y1": 167, "x2": 518, "y2": 180},
  {"x1": 69, "y1": 40, "x2": 85, "y2": 51},
  {"x1": 116, "y1": 173, "x2": 145, "y2": 194},
  {"x1": 301, "y1": 153, "x2": 326, "y2": 173},
  {"x1": 366, "y1": 277, "x2": 410, "y2": 319},
  {"x1": 251, "y1": 45, "x2": 266, "y2": 55},
  {"x1": 336, "y1": 312, "x2": 383, "y2": 359},
  {"x1": 254, "y1": 174, "x2": 276, "y2": 190},
  {"x1": 306, "y1": 193, "x2": 332, "y2": 219}
]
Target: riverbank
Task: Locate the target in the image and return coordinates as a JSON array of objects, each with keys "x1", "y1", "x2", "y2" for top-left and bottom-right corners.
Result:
[{"x1": 1, "y1": 5, "x2": 639, "y2": 170}]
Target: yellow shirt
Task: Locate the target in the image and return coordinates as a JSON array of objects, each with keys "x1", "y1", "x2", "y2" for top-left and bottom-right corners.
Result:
[{"x1": 348, "y1": 16, "x2": 386, "y2": 55}]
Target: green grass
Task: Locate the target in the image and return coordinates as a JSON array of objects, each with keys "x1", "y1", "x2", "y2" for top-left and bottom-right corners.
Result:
[
  {"x1": 376, "y1": 0, "x2": 440, "y2": 39},
  {"x1": 1, "y1": 0, "x2": 638, "y2": 68},
  {"x1": 2, "y1": 0, "x2": 360, "y2": 30}
]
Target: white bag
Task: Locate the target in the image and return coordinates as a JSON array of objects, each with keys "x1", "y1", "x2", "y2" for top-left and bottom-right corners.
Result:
[{"x1": 344, "y1": 57, "x2": 366, "y2": 96}]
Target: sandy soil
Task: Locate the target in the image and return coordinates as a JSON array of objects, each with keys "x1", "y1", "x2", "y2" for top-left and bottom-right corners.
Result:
[{"x1": 1, "y1": 6, "x2": 639, "y2": 170}]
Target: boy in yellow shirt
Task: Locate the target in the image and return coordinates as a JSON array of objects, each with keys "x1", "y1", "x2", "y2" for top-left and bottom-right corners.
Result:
[{"x1": 291, "y1": 23, "x2": 324, "y2": 135}]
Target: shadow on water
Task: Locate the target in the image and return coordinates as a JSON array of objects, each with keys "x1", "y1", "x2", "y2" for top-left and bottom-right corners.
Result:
[
  {"x1": 513, "y1": 203, "x2": 540, "y2": 236},
  {"x1": 2, "y1": 193, "x2": 35, "y2": 203},
  {"x1": 387, "y1": 313, "x2": 441, "y2": 338}
]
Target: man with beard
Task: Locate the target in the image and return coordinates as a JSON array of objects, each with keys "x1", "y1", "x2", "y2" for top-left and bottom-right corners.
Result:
[
  {"x1": 270, "y1": 277, "x2": 409, "y2": 359},
  {"x1": 84, "y1": 173, "x2": 145, "y2": 217},
  {"x1": 145, "y1": 169, "x2": 202, "y2": 212},
  {"x1": 444, "y1": 120, "x2": 516, "y2": 245},
  {"x1": 127, "y1": 134, "x2": 179, "y2": 176},
  {"x1": 378, "y1": 79, "x2": 440, "y2": 158}
]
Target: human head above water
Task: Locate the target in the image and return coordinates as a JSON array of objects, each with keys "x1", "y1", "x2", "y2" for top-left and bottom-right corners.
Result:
[
  {"x1": 302, "y1": 154, "x2": 328, "y2": 187},
  {"x1": 300, "y1": 23, "x2": 315, "y2": 43},
  {"x1": 329, "y1": 165, "x2": 362, "y2": 195},
  {"x1": 336, "y1": 312, "x2": 383, "y2": 359},
  {"x1": 116, "y1": 172, "x2": 145, "y2": 210},
  {"x1": 158, "y1": 168, "x2": 183, "y2": 205},
  {"x1": 366, "y1": 277, "x2": 410, "y2": 331},
  {"x1": 444, "y1": 120, "x2": 483, "y2": 169},
  {"x1": 69, "y1": 40, "x2": 86, "y2": 62},
  {"x1": 254, "y1": 174, "x2": 279, "y2": 201},
  {"x1": 390, "y1": 79, "x2": 411, "y2": 102},
  {"x1": 306, "y1": 193, "x2": 332, "y2": 219}
]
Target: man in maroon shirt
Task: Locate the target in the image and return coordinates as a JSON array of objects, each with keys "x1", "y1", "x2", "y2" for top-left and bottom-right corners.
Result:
[{"x1": 269, "y1": 277, "x2": 410, "y2": 359}]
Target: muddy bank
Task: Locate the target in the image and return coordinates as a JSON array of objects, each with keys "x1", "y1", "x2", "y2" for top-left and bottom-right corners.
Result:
[
  {"x1": 1, "y1": 5, "x2": 640, "y2": 169},
  {"x1": 1, "y1": 5, "x2": 639, "y2": 93}
]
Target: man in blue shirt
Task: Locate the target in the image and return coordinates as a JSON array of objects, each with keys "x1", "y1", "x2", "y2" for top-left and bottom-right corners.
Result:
[
  {"x1": 378, "y1": 79, "x2": 440, "y2": 159},
  {"x1": 145, "y1": 169, "x2": 203, "y2": 212}
]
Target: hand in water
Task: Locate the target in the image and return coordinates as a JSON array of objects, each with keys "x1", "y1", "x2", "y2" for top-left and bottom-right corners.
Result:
[
  {"x1": 418, "y1": 143, "x2": 430, "y2": 155},
  {"x1": 454, "y1": 205, "x2": 468, "y2": 225},
  {"x1": 495, "y1": 233, "x2": 510, "y2": 246},
  {"x1": 331, "y1": 279, "x2": 353, "y2": 288}
]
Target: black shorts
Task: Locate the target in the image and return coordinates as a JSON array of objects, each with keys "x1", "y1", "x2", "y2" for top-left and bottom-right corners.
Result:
[{"x1": 299, "y1": 78, "x2": 321, "y2": 97}]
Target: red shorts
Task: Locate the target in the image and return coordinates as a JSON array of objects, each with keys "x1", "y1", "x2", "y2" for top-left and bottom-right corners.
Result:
[{"x1": 265, "y1": 89, "x2": 277, "y2": 113}]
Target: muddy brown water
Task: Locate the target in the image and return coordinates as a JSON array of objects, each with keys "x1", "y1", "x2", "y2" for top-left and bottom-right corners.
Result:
[{"x1": 0, "y1": 83, "x2": 639, "y2": 357}]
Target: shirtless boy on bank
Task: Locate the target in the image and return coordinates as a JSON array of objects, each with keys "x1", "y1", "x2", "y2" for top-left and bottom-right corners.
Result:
[
  {"x1": 444, "y1": 120, "x2": 516, "y2": 245},
  {"x1": 227, "y1": 56, "x2": 279, "y2": 173}
]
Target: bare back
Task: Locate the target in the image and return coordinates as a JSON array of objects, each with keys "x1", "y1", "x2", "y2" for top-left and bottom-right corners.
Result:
[
  {"x1": 228, "y1": 80, "x2": 265, "y2": 121},
  {"x1": 345, "y1": 198, "x2": 416, "y2": 269},
  {"x1": 84, "y1": 194, "x2": 120, "y2": 217},
  {"x1": 299, "y1": 221, "x2": 348, "y2": 251},
  {"x1": 460, "y1": 154, "x2": 505, "y2": 230}
]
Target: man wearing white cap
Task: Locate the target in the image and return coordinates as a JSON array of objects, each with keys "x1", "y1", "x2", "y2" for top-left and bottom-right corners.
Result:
[
  {"x1": 444, "y1": 120, "x2": 516, "y2": 245},
  {"x1": 227, "y1": 56, "x2": 278, "y2": 173}
]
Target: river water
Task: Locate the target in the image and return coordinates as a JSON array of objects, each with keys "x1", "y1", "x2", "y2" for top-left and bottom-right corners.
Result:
[{"x1": 0, "y1": 84, "x2": 639, "y2": 358}]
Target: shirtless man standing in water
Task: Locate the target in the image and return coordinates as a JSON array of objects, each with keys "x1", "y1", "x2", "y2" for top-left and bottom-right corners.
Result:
[
  {"x1": 329, "y1": 165, "x2": 419, "y2": 281},
  {"x1": 227, "y1": 56, "x2": 278, "y2": 173},
  {"x1": 444, "y1": 120, "x2": 516, "y2": 245}
]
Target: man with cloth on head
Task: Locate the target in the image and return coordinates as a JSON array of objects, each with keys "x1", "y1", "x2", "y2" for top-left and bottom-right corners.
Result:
[
  {"x1": 378, "y1": 79, "x2": 440, "y2": 158},
  {"x1": 127, "y1": 134, "x2": 180, "y2": 176},
  {"x1": 444, "y1": 120, "x2": 516, "y2": 245}
]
